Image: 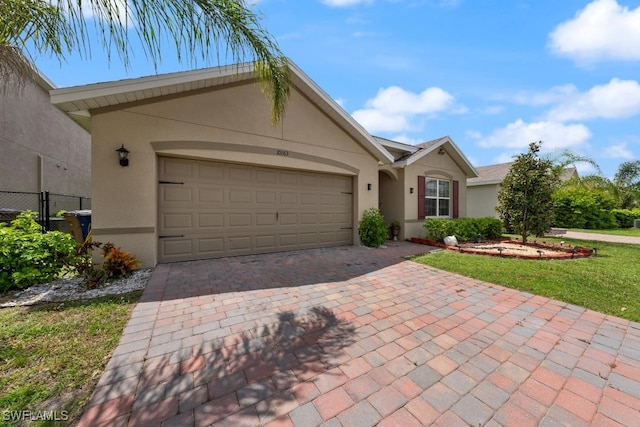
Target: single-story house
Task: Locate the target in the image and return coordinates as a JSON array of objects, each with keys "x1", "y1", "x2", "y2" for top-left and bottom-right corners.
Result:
[
  {"x1": 51, "y1": 60, "x2": 477, "y2": 266},
  {"x1": 1, "y1": 65, "x2": 90, "y2": 202},
  {"x1": 467, "y1": 162, "x2": 578, "y2": 218}
]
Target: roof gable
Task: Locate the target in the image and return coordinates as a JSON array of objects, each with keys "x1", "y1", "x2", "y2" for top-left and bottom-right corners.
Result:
[
  {"x1": 49, "y1": 60, "x2": 393, "y2": 163},
  {"x1": 382, "y1": 136, "x2": 478, "y2": 178},
  {"x1": 468, "y1": 162, "x2": 579, "y2": 186}
]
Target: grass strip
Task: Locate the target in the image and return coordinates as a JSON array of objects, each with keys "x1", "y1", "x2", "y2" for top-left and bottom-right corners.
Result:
[
  {"x1": 411, "y1": 237, "x2": 640, "y2": 323},
  {"x1": 0, "y1": 291, "x2": 142, "y2": 426}
]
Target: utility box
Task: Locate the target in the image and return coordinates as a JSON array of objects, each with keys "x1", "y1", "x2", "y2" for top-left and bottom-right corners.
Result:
[
  {"x1": 64, "y1": 210, "x2": 92, "y2": 243},
  {"x1": 634, "y1": 219, "x2": 640, "y2": 229}
]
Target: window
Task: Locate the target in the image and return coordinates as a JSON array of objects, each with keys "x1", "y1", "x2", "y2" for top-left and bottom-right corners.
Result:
[{"x1": 425, "y1": 178, "x2": 450, "y2": 217}]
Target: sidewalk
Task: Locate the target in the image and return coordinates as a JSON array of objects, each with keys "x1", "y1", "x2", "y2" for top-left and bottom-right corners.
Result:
[{"x1": 561, "y1": 231, "x2": 640, "y2": 245}]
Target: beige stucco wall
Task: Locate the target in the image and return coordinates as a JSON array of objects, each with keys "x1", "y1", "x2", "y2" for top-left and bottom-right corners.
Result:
[
  {"x1": 467, "y1": 184, "x2": 500, "y2": 218},
  {"x1": 0, "y1": 76, "x2": 90, "y2": 201},
  {"x1": 90, "y1": 82, "x2": 380, "y2": 266},
  {"x1": 402, "y1": 151, "x2": 470, "y2": 240}
]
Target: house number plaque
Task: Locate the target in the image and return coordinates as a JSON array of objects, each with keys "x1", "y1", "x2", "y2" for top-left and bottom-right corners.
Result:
[{"x1": 276, "y1": 149, "x2": 289, "y2": 156}]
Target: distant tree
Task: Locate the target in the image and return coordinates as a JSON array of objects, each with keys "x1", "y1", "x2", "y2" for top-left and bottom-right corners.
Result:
[
  {"x1": 0, "y1": 0, "x2": 290, "y2": 123},
  {"x1": 546, "y1": 149, "x2": 601, "y2": 178},
  {"x1": 497, "y1": 142, "x2": 560, "y2": 243},
  {"x1": 614, "y1": 161, "x2": 640, "y2": 209}
]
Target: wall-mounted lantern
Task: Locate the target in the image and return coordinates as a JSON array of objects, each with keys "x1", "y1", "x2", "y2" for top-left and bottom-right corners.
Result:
[
  {"x1": 367, "y1": 183, "x2": 372, "y2": 191},
  {"x1": 116, "y1": 144, "x2": 130, "y2": 167}
]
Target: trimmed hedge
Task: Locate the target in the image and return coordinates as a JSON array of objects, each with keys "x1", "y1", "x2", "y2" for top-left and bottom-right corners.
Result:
[
  {"x1": 552, "y1": 187, "x2": 617, "y2": 229},
  {"x1": 612, "y1": 208, "x2": 640, "y2": 228},
  {"x1": 423, "y1": 217, "x2": 503, "y2": 242}
]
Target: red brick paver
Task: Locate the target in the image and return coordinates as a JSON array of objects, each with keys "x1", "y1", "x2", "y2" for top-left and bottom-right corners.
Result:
[{"x1": 79, "y1": 242, "x2": 640, "y2": 426}]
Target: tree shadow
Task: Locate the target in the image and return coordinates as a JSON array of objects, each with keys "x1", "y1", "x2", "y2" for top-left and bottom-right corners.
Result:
[{"x1": 88, "y1": 305, "x2": 356, "y2": 426}]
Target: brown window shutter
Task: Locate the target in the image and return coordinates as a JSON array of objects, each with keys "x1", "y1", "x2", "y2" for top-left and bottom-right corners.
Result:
[
  {"x1": 418, "y1": 176, "x2": 425, "y2": 219},
  {"x1": 452, "y1": 180, "x2": 459, "y2": 218}
]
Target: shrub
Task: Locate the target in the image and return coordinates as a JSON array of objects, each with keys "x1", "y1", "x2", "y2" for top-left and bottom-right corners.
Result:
[
  {"x1": 0, "y1": 211, "x2": 79, "y2": 291},
  {"x1": 358, "y1": 208, "x2": 388, "y2": 248},
  {"x1": 100, "y1": 243, "x2": 141, "y2": 280},
  {"x1": 552, "y1": 187, "x2": 617, "y2": 229},
  {"x1": 612, "y1": 208, "x2": 640, "y2": 228},
  {"x1": 424, "y1": 217, "x2": 503, "y2": 242}
]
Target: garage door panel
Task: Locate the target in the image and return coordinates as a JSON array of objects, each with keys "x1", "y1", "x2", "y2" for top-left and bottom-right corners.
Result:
[
  {"x1": 255, "y1": 235, "x2": 277, "y2": 249},
  {"x1": 256, "y1": 213, "x2": 277, "y2": 226},
  {"x1": 158, "y1": 157, "x2": 353, "y2": 262},
  {"x1": 229, "y1": 213, "x2": 252, "y2": 227},
  {"x1": 162, "y1": 187, "x2": 194, "y2": 203},
  {"x1": 199, "y1": 188, "x2": 224, "y2": 204},
  {"x1": 198, "y1": 238, "x2": 224, "y2": 255},
  {"x1": 301, "y1": 193, "x2": 318, "y2": 205},
  {"x1": 198, "y1": 163, "x2": 224, "y2": 180},
  {"x1": 256, "y1": 169, "x2": 278, "y2": 185},
  {"x1": 279, "y1": 234, "x2": 299, "y2": 246},
  {"x1": 161, "y1": 239, "x2": 193, "y2": 257},
  {"x1": 229, "y1": 189, "x2": 251, "y2": 204},
  {"x1": 163, "y1": 159, "x2": 195, "y2": 179},
  {"x1": 162, "y1": 213, "x2": 193, "y2": 229},
  {"x1": 256, "y1": 191, "x2": 277, "y2": 204},
  {"x1": 228, "y1": 236, "x2": 252, "y2": 251},
  {"x1": 280, "y1": 192, "x2": 298, "y2": 204},
  {"x1": 198, "y1": 213, "x2": 224, "y2": 228},
  {"x1": 228, "y1": 167, "x2": 252, "y2": 183}
]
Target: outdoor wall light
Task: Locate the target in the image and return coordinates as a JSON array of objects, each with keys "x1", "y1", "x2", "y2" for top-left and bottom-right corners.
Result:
[
  {"x1": 367, "y1": 183, "x2": 372, "y2": 191},
  {"x1": 116, "y1": 144, "x2": 130, "y2": 167},
  {"x1": 410, "y1": 187, "x2": 414, "y2": 194}
]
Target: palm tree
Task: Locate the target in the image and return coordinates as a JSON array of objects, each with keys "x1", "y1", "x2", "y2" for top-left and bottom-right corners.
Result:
[
  {"x1": 0, "y1": 0, "x2": 290, "y2": 123},
  {"x1": 614, "y1": 161, "x2": 640, "y2": 208}
]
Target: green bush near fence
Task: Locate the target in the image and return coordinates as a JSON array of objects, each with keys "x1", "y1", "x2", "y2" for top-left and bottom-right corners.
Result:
[
  {"x1": 0, "y1": 211, "x2": 79, "y2": 292},
  {"x1": 424, "y1": 217, "x2": 503, "y2": 242}
]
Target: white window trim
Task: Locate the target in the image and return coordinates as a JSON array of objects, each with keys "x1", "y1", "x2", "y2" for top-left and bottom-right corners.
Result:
[{"x1": 425, "y1": 178, "x2": 451, "y2": 218}]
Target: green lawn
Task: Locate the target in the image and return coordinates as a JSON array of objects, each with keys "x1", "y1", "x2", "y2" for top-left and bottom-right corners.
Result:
[
  {"x1": 0, "y1": 292, "x2": 142, "y2": 426},
  {"x1": 412, "y1": 237, "x2": 640, "y2": 323},
  {"x1": 570, "y1": 228, "x2": 640, "y2": 237}
]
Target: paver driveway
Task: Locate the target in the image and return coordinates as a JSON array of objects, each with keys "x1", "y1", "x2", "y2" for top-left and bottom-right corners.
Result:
[{"x1": 80, "y1": 242, "x2": 640, "y2": 426}]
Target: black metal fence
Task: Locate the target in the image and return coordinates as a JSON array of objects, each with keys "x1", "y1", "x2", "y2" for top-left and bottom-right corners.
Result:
[{"x1": 0, "y1": 190, "x2": 91, "y2": 231}]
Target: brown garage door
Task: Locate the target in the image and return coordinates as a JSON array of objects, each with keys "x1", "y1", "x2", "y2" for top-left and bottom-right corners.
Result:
[{"x1": 158, "y1": 157, "x2": 353, "y2": 262}]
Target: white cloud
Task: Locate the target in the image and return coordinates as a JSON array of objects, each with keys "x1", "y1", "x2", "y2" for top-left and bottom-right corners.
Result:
[
  {"x1": 351, "y1": 85, "x2": 457, "y2": 133},
  {"x1": 549, "y1": 0, "x2": 640, "y2": 62},
  {"x1": 512, "y1": 84, "x2": 578, "y2": 106},
  {"x1": 545, "y1": 78, "x2": 640, "y2": 121},
  {"x1": 478, "y1": 119, "x2": 592, "y2": 152},
  {"x1": 603, "y1": 143, "x2": 635, "y2": 159},
  {"x1": 352, "y1": 109, "x2": 411, "y2": 133},
  {"x1": 321, "y1": 0, "x2": 373, "y2": 6}
]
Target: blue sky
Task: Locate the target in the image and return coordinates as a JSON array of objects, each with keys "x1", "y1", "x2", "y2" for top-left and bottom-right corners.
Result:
[{"x1": 37, "y1": 0, "x2": 640, "y2": 178}]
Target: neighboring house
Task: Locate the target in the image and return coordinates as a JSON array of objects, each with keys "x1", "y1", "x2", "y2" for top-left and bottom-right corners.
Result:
[
  {"x1": 467, "y1": 162, "x2": 578, "y2": 218},
  {"x1": 376, "y1": 137, "x2": 478, "y2": 241},
  {"x1": 0, "y1": 67, "x2": 91, "y2": 208},
  {"x1": 50, "y1": 60, "x2": 477, "y2": 266}
]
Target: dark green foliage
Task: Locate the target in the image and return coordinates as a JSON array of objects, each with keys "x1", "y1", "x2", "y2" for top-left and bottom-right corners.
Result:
[
  {"x1": 0, "y1": 211, "x2": 79, "y2": 291},
  {"x1": 614, "y1": 161, "x2": 640, "y2": 209},
  {"x1": 497, "y1": 142, "x2": 560, "y2": 243},
  {"x1": 552, "y1": 187, "x2": 617, "y2": 229},
  {"x1": 424, "y1": 217, "x2": 503, "y2": 242},
  {"x1": 358, "y1": 208, "x2": 389, "y2": 248},
  {"x1": 612, "y1": 209, "x2": 640, "y2": 228}
]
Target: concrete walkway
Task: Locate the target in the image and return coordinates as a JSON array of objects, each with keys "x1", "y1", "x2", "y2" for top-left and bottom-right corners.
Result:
[
  {"x1": 79, "y1": 242, "x2": 640, "y2": 426},
  {"x1": 562, "y1": 231, "x2": 640, "y2": 245}
]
